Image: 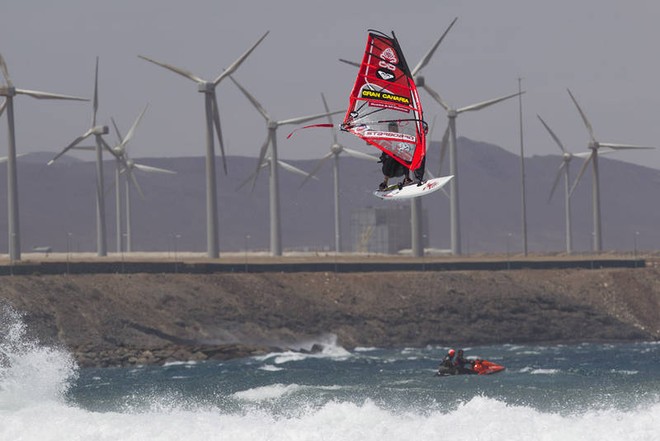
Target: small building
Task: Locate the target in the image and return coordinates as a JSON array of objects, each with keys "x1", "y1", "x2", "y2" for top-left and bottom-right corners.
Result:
[{"x1": 350, "y1": 206, "x2": 428, "y2": 254}]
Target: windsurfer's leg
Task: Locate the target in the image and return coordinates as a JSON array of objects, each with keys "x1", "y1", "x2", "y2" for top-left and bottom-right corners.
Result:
[
  {"x1": 402, "y1": 169, "x2": 413, "y2": 186},
  {"x1": 414, "y1": 157, "x2": 426, "y2": 185},
  {"x1": 379, "y1": 176, "x2": 389, "y2": 190}
]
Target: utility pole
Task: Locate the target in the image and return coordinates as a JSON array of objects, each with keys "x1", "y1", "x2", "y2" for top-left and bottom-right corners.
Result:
[{"x1": 518, "y1": 77, "x2": 528, "y2": 256}]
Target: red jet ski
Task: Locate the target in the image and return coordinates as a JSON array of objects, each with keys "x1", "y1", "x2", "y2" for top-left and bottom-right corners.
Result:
[
  {"x1": 471, "y1": 359, "x2": 505, "y2": 375},
  {"x1": 436, "y1": 359, "x2": 505, "y2": 376}
]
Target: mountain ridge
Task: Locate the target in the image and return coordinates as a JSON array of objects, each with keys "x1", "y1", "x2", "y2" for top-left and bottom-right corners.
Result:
[{"x1": 2, "y1": 136, "x2": 659, "y2": 254}]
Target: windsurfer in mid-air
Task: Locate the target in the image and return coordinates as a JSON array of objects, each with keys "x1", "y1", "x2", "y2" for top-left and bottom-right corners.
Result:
[{"x1": 378, "y1": 121, "x2": 426, "y2": 190}]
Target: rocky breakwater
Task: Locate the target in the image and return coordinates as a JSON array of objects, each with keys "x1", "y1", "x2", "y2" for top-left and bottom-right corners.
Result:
[{"x1": 0, "y1": 266, "x2": 658, "y2": 367}]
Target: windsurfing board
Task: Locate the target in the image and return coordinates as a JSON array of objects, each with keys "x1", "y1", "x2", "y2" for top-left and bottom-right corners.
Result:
[{"x1": 374, "y1": 175, "x2": 453, "y2": 200}]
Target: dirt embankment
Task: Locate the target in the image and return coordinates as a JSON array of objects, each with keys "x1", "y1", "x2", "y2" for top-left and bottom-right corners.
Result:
[{"x1": 1, "y1": 267, "x2": 658, "y2": 367}]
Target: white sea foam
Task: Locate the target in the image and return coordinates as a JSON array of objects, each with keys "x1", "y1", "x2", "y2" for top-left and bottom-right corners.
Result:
[
  {"x1": 232, "y1": 383, "x2": 303, "y2": 401},
  {"x1": 609, "y1": 369, "x2": 639, "y2": 375},
  {"x1": 162, "y1": 360, "x2": 199, "y2": 368},
  {"x1": 255, "y1": 334, "x2": 351, "y2": 364},
  {"x1": 520, "y1": 367, "x2": 560, "y2": 375},
  {"x1": 259, "y1": 364, "x2": 283, "y2": 372},
  {"x1": 0, "y1": 306, "x2": 78, "y2": 410},
  {"x1": 2, "y1": 396, "x2": 659, "y2": 441}
]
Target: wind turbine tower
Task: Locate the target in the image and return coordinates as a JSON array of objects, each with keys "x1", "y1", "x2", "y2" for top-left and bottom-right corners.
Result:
[
  {"x1": 0, "y1": 53, "x2": 87, "y2": 261},
  {"x1": 139, "y1": 31, "x2": 269, "y2": 258}
]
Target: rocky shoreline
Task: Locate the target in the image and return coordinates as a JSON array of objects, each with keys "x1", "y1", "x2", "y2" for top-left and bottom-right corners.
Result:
[{"x1": 1, "y1": 265, "x2": 658, "y2": 367}]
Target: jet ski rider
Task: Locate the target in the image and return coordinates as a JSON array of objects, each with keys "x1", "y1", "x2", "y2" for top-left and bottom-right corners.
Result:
[
  {"x1": 453, "y1": 349, "x2": 476, "y2": 375},
  {"x1": 436, "y1": 348, "x2": 456, "y2": 374}
]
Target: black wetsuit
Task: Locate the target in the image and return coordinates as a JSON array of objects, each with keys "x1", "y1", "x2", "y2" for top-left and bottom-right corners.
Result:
[
  {"x1": 379, "y1": 153, "x2": 425, "y2": 185},
  {"x1": 453, "y1": 353, "x2": 476, "y2": 375}
]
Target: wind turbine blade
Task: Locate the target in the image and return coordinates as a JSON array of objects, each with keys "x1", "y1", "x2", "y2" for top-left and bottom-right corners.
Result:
[
  {"x1": 573, "y1": 151, "x2": 592, "y2": 158},
  {"x1": 568, "y1": 152, "x2": 594, "y2": 198},
  {"x1": 299, "y1": 152, "x2": 333, "y2": 188},
  {"x1": 128, "y1": 169, "x2": 145, "y2": 200},
  {"x1": 48, "y1": 130, "x2": 94, "y2": 165},
  {"x1": 133, "y1": 163, "x2": 177, "y2": 174},
  {"x1": 237, "y1": 163, "x2": 267, "y2": 192},
  {"x1": 229, "y1": 75, "x2": 271, "y2": 122},
  {"x1": 123, "y1": 104, "x2": 149, "y2": 146},
  {"x1": 111, "y1": 117, "x2": 124, "y2": 144},
  {"x1": 338, "y1": 58, "x2": 360, "y2": 68},
  {"x1": 548, "y1": 161, "x2": 567, "y2": 201},
  {"x1": 598, "y1": 143, "x2": 656, "y2": 150},
  {"x1": 343, "y1": 147, "x2": 377, "y2": 161},
  {"x1": 99, "y1": 135, "x2": 123, "y2": 162},
  {"x1": 278, "y1": 159, "x2": 315, "y2": 179},
  {"x1": 537, "y1": 114, "x2": 566, "y2": 153},
  {"x1": 279, "y1": 110, "x2": 343, "y2": 126},
  {"x1": 411, "y1": 17, "x2": 458, "y2": 77},
  {"x1": 92, "y1": 57, "x2": 99, "y2": 127},
  {"x1": 213, "y1": 31, "x2": 270, "y2": 85},
  {"x1": 211, "y1": 92, "x2": 228, "y2": 174},
  {"x1": 566, "y1": 88, "x2": 596, "y2": 142},
  {"x1": 237, "y1": 170, "x2": 257, "y2": 191},
  {"x1": 0, "y1": 53, "x2": 12, "y2": 87},
  {"x1": 438, "y1": 124, "x2": 450, "y2": 174},
  {"x1": 0, "y1": 99, "x2": 6, "y2": 117},
  {"x1": 422, "y1": 83, "x2": 450, "y2": 111},
  {"x1": 138, "y1": 55, "x2": 205, "y2": 84},
  {"x1": 321, "y1": 93, "x2": 338, "y2": 144},
  {"x1": 15, "y1": 89, "x2": 88, "y2": 101},
  {"x1": 254, "y1": 133, "x2": 271, "y2": 177},
  {"x1": 457, "y1": 91, "x2": 523, "y2": 114}
]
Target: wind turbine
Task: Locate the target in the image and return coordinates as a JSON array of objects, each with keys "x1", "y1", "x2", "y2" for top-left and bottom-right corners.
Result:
[
  {"x1": 0, "y1": 53, "x2": 87, "y2": 261},
  {"x1": 420, "y1": 90, "x2": 522, "y2": 257},
  {"x1": 537, "y1": 114, "x2": 593, "y2": 254},
  {"x1": 401, "y1": 16, "x2": 523, "y2": 255},
  {"x1": 300, "y1": 93, "x2": 376, "y2": 253},
  {"x1": 566, "y1": 88, "x2": 655, "y2": 252},
  {"x1": 230, "y1": 75, "x2": 342, "y2": 256},
  {"x1": 110, "y1": 109, "x2": 176, "y2": 253},
  {"x1": 48, "y1": 57, "x2": 119, "y2": 257},
  {"x1": 139, "y1": 31, "x2": 269, "y2": 258}
]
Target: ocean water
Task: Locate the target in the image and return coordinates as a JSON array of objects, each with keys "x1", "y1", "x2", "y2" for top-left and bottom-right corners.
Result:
[{"x1": 1, "y1": 307, "x2": 659, "y2": 441}]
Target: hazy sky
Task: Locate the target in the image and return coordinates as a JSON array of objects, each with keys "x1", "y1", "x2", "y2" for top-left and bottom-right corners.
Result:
[{"x1": 2, "y1": 0, "x2": 660, "y2": 170}]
